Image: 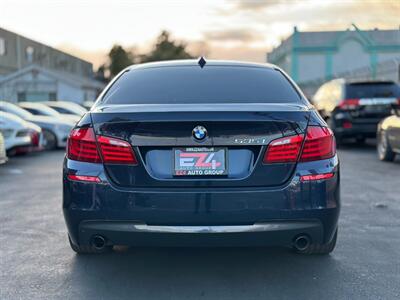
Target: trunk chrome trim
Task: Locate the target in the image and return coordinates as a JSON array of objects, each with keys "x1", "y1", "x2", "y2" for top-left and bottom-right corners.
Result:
[
  {"x1": 131, "y1": 222, "x2": 319, "y2": 233},
  {"x1": 93, "y1": 103, "x2": 309, "y2": 113},
  {"x1": 80, "y1": 220, "x2": 322, "y2": 234}
]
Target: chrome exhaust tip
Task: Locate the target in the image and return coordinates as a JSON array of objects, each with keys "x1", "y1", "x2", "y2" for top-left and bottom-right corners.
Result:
[
  {"x1": 91, "y1": 235, "x2": 106, "y2": 250},
  {"x1": 293, "y1": 235, "x2": 311, "y2": 251}
]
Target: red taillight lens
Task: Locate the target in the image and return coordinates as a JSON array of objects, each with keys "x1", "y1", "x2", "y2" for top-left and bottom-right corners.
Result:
[
  {"x1": 67, "y1": 127, "x2": 138, "y2": 165},
  {"x1": 342, "y1": 121, "x2": 352, "y2": 129},
  {"x1": 67, "y1": 174, "x2": 101, "y2": 183},
  {"x1": 263, "y1": 126, "x2": 336, "y2": 164},
  {"x1": 300, "y1": 126, "x2": 335, "y2": 162},
  {"x1": 67, "y1": 128, "x2": 101, "y2": 163},
  {"x1": 97, "y1": 136, "x2": 138, "y2": 165},
  {"x1": 263, "y1": 135, "x2": 304, "y2": 163},
  {"x1": 300, "y1": 173, "x2": 334, "y2": 181},
  {"x1": 30, "y1": 131, "x2": 39, "y2": 146},
  {"x1": 338, "y1": 98, "x2": 360, "y2": 110}
]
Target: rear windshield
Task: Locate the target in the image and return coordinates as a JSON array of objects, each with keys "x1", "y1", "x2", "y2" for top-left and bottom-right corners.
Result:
[
  {"x1": 101, "y1": 66, "x2": 301, "y2": 104},
  {"x1": 346, "y1": 83, "x2": 400, "y2": 98}
]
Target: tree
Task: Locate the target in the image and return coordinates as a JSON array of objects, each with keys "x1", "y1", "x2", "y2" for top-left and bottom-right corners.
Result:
[
  {"x1": 141, "y1": 31, "x2": 194, "y2": 63},
  {"x1": 101, "y1": 31, "x2": 194, "y2": 81},
  {"x1": 108, "y1": 45, "x2": 133, "y2": 78},
  {"x1": 94, "y1": 64, "x2": 108, "y2": 83}
]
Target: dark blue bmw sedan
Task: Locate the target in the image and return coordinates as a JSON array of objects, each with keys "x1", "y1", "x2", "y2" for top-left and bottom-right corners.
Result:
[{"x1": 63, "y1": 60, "x2": 340, "y2": 255}]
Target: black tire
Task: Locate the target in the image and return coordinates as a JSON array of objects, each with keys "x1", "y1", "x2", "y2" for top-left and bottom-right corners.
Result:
[
  {"x1": 42, "y1": 130, "x2": 58, "y2": 150},
  {"x1": 377, "y1": 130, "x2": 395, "y2": 162},
  {"x1": 295, "y1": 229, "x2": 337, "y2": 255},
  {"x1": 68, "y1": 235, "x2": 112, "y2": 254}
]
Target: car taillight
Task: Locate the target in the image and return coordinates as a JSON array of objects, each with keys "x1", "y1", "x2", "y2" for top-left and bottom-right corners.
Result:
[
  {"x1": 67, "y1": 127, "x2": 101, "y2": 163},
  {"x1": 67, "y1": 174, "x2": 101, "y2": 183},
  {"x1": 264, "y1": 126, "x2": 336, "y2": 164},
  {"x1": 97, "y1": 136, "x2": 138, "y2": 165},
  {"x1": 67, "y1": 127, "x2": 137, "y2": 165},
  {"x1": 342, "y1": 121, "x2": 352, "y2": 129},
  {"x1": 299, "y1": 126, "x2": 335, "y2": 162},
  {"x1": 263, "y1": 135, "x2": 303, "y2": 163},
  {"x1": 30, "y1": 131, "x2": 40, "y2": 146},
  {"x1": 300, "y1": 173, "x2": 334, "y2": 181},
  {"x1": 337, "y1": 98, "x2": 360, "y2": 110}
]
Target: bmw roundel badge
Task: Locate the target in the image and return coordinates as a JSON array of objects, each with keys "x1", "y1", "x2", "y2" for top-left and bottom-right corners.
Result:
[{"x1": 192, "y1": 125, "x2": 207, "y2": 141}]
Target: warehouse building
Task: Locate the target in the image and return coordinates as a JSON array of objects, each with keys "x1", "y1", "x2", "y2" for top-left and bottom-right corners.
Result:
[
  {"x1": 266, "y1": 25, "x2": 400, "y2": 96},
  {"x1": 0, "y1": 27, "x2": 104, "y2": 103}
]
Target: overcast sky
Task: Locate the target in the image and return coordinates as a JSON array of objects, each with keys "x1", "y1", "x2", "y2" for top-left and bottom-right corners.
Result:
[{"x1": 2, "y1": 0, "x2": 399, "y2": 68}]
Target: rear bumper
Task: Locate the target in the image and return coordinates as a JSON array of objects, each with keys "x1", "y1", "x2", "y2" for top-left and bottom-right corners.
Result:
[
  {"x1": 331, "y1": 114, "x2": 381, "y2": 138},
  {"x1": 334, "y1": 125, "x2": 378, "y2": 138},
  {"x1": 77, "y1": 220, "x2": 326, "y2": 247},
  {"x1": 63, "y1": 155, "x2": 340, "y2": 248},
  {"x1": 5, "y1": 136, "x2": 31, "y2": 152}
]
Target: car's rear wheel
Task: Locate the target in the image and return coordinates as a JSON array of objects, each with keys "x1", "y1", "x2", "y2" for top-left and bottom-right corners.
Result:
[
  {"x1": 68, "y1": 235, "x2": 112, "y2": 254},
  {"x1": 377, "y1": 130, "x2": 395, "y2": 161},
  {"x1": 42, "y1": 130, "x2": 57, "y2": 150},
  {"x1": 295, "y1": 229, "x2": 337, "y2": 255}
]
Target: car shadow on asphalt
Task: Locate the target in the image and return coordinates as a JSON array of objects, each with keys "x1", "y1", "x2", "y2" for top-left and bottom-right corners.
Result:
[{"x1": 68, "y1": 246, "x2": 345, "y2": 299}]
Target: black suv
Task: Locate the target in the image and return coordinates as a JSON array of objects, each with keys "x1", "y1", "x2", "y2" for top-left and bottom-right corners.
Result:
[{"x1": 313, "y1": 79, "x2": 400, "y2": 144}]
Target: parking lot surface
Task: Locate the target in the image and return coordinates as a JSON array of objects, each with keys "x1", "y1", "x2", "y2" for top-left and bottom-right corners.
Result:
[{"x1": 0, "y1": 143, "x2": 399, "y2": 300}]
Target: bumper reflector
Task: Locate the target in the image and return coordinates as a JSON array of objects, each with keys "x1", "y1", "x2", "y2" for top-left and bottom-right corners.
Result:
[
  {"x1": 67, "y1": 174, "x2": 101, "y2": 183},
  {"x1": 300, "y1": 173, "x2": 334, "y2": 181}
]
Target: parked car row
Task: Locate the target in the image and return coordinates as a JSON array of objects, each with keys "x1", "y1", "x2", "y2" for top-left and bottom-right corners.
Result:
[
  {"x1": 312, "y1": 79, "x2": 400, "y2": 163},
  {"x1": 0, "y1": 100, "x2": 89, "y2": 163}
]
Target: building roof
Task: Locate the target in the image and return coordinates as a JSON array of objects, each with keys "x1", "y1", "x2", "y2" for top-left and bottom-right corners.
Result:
[
  {"x1": 0, "y1": 27, "x2": 93, "y2": 66},
  {"x1": 0, "y1": 64, "x2": 104, "y2": 90},
  {"x1": 267, "y1": 27, "x2": 400, "y2": 62},
  {"x1": 296, "y1": 29, "x2": 400, "y2": 48}
]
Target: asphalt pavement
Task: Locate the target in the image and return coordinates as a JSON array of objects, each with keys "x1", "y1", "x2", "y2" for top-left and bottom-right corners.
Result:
[{"x1": 0, "y1": 142, "x2": 399, "y2": 299}]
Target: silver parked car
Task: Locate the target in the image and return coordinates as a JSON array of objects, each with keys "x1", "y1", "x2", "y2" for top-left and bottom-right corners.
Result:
[
  {"x1": 41, "y1": 101, "x2": 87, "y2": 118},
  {"x1": 0, "y1": 132, "x2": 7, "y2": 164},
  {"x1": 0, "y1": 101, "x2": 74, "y2": 150},
  {"x1": 19, "y1": 102, "x2": 81, "y2": 124}
]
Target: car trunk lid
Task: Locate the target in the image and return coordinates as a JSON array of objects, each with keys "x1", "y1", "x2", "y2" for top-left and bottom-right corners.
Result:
[{"x1": 91, "y1": 103, "x2": 311, "y2": 188}]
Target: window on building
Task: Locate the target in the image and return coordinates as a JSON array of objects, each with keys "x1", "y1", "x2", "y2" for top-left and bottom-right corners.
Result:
[
  {"x1": 17, "y1": 92, "x2": 26, "y2": 102},
  {"x1": 49, "y1": 92, "x2": 57, "y2": 101},
  {"x1": 18, "y1": 92, "x2": 56, "y2": 102},
  {"x1": 26, "y1": 46, "x2": 35, "y2": 63},
  {"x1": 0, "y1": 37, "x2": 6, "y2": 56}
]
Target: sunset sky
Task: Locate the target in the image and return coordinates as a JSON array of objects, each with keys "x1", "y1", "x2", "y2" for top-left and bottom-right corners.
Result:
[{"x1": 2, "y1": 0, "x2": 400, "y2": 68}]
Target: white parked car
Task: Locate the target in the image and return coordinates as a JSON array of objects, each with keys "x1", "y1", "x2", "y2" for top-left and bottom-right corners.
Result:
[
  {"x1": 41, "y1": 101, "x2": 87, "y2": 119},
  {"x1": 0, "y1": 132, "x2": 7, "y2": 164},
  {"x1": 0, "y1": 111, "x2": 42, "y2": 155},
  {"x1": 82, "y1": 100, "x2": 95, "y2": 110},
  {"x1": 0, "y1": 101, "x2": 74, "y2": 150},
  {"x1": 19, "y1": 102, "x2": 81, "y2": 124}
]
